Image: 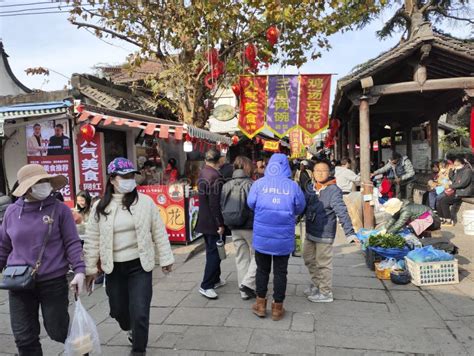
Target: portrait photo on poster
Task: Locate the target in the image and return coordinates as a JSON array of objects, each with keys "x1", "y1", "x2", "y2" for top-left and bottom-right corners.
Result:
[{"x1": 26, "y1": 118, "x2": 71, "y2": 157}]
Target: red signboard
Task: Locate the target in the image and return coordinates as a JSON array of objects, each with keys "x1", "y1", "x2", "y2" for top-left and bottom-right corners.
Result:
[
  {"x1": 27, "y1": 155, "x2": 75, "y2": 208},
  {"x1": 77, "y1": 134, "x2": 105, "y2": 197},
  {"x1": 137, "y1": 184, "x2": 187, "y2": 244},
  {"x1": 239, "y1": 75, "x2": 267, "y2": 138},
  {"x1": 298, "y1": 74, "x2": 331, "y2": 137}
]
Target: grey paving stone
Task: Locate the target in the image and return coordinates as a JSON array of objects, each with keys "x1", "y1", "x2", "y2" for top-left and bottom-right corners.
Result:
[
  {"x1": 205, "y1": 291, "x2": 251, "y2": 309},
  {"x1": 425, "y1": 327, "x2": 470, "y2": 355},
  {"x1": 314, "y1": 314, "x2": 440, "y2": 354},
  {"x1": 151, "y1": 290, "x2": 188, "y2": 307},
  {"x1": 445, "y1": 320, "x2": 474, "y2": 355},
  {"x1": 149, "y1": 307, "x2": 174, "y2": 324},
  {"x1": 148, "y1": 325, "x2": 188, "y2": 345},
  {"x1": 351, "y1": 288, "x2": 391, "y2": 303},
  {"x1": 148, "y1": 349, "x2": 205, "y2": 356},
  {"x1": 154, "y1": 332, "x2": 182, "y2": 349},
  {"x1": 247, "y1": 328, "x2": 315, "y2": 355},
  {"x1": 224, "y1": 308, "x2": 292, "y2": 330},
  {"x1": 291, "y1": 312, "x2": 314, "y2": 332},
  {"x1": 97, "y1": 345, "x2": 136, "y2": 355},
  {"x1": 154, "y1": 281, "x2": 198, "y2": 291},
  {"x1": 178, "y1": 292, "x2": 210, "y2": 308},
  {"x1": 315, "y1": 346, "x2": 408, "y2": 355},
  {"x1": 165, "y1": 307, "x2": 231, "y2": 326},
  {"x1": 333, "y1": 275, "x2": 384, "y2": 289},
  {"x1": 96, "y1": 320, "x2": 121, "y2": 344},
  {"x1": 176, "y1": 326, "x2": 252, "y2": 352}
]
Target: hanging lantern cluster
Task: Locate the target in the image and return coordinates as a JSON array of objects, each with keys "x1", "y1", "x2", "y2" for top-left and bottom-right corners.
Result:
[
  {"x1": 204, "y1": 48, "x2": 225, "y2": 90},
  {"x1": 80, "y1": 123, "x2": 96, "y2": 142}
]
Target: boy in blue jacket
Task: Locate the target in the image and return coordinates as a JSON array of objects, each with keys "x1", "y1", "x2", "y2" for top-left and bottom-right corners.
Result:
[
  {"x1": 247, "y1": 154, "x2": 306, "y2": 320},
  {"x1": 303, "y1": 160, "x2": 357, "y2": 303}
]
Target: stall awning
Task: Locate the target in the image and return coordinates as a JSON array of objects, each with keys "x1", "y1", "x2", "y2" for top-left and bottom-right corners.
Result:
[
  {"x1": 78, "y1": 105, "x2": 232, "y2": 145},
  {"x1": 0, "y1": 101, "x2": 71, "y2": 120},
  {"x1": 185, "y1": 124, "x2": 232, "y2": 145}
]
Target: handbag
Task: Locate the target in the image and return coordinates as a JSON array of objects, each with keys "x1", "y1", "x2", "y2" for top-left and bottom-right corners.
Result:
[{"x1": 0, "y1": 203, "x2": 57, "y2": 291}]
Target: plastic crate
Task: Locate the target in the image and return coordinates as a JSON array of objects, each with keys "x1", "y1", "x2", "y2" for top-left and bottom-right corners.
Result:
[{"x1": 405, "y1": 257, "x2": 459, "y2": 286}]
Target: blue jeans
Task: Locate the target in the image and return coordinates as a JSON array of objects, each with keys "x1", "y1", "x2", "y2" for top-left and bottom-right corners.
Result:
[
  {"x1": 9, "y1": 276, "x2": 69, "y2": 356},
  {"x1": 428, "y1": 191, "x2": 438, "y2": 210},
  {"x1": 201, "y1": 234, "x2": 225, "y2": 289},
  {"x1": 106, "y1": 259, "x2": 153, "y2": 353}
]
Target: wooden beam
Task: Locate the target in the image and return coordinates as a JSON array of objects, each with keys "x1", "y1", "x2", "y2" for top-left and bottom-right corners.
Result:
[
  {"x1": 369, "y1": 77, "x2": 474, "y2": 96},
  {"x1": 359, "y1": 97, "x2": 374, "y2": 228},
  {"x1": 341, "y1": 124, "x2": 348, "y2": 158},
  {"x1": 348, "y1": 117, "x2": 356, "y2": 171},
  {"x1": 430, "y1": 118, "x2": 439, "y2": 161}
]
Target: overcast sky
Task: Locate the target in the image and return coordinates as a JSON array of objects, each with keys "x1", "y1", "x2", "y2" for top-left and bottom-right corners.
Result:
[{"x1": 0, "y1": 1, "x2": 471, "y2": 102}]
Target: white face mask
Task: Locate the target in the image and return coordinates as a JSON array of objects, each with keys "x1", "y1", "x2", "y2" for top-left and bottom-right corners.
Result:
[
  {"x1": 30, "y1": 182, "x2": 53, "y2": 201},
  {"x1": 116, "y1": 179, "x2": 137, "y2": 194}
]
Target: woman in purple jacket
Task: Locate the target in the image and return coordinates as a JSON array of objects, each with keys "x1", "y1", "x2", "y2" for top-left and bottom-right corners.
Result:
[
  {"x1": 0, "y1": 164, "x2": 85, "y2": 356},
  {"x1": 247, "y1": 154, "x2": 306, "y2": 321}
]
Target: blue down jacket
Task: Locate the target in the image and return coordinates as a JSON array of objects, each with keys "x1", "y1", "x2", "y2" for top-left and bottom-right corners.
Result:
[{"x1": 247, "y1": 154, "x2": 306, "y2": 255}]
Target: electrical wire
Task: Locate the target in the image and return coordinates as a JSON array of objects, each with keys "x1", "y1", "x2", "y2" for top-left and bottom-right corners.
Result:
[
  {"x1": 0, "y1": 4, "x2": 88, "y2": 14},
  {"x1": 0, "y1": 1, "x2": 63, "y2": 8}
]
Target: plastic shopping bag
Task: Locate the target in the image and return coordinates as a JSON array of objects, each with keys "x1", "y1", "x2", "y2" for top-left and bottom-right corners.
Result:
[
  {"x1": 378, "y1": 258, "x2": 397, "y2": 270},
  {"x1": 64, "y1": 298, "x2": 101, "y2": 355},
  {"x1": 407, "y1": 245, "x2": 454, "y2": 263}
]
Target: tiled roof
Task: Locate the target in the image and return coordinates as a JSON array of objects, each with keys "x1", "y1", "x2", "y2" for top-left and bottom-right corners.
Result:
[
  {"x1": 101, "y1": 61, "x2": 163, "y2": 84},
  {"x1": 0, "y1": 101, "x2": 71, "y2": 119}
]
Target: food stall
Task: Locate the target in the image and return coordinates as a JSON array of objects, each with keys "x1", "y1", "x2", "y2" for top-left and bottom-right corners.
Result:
[{"x1": 74, "y1": 104, "x2": 232, "y2": 244}]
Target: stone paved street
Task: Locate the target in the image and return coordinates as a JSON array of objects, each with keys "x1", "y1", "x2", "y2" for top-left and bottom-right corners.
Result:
[{"x1": 0, "y1": 225, "x2": 473, "y2": 355}]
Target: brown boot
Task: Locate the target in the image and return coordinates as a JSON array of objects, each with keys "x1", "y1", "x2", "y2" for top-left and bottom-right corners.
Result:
[
  {"x1": 252, "y1": 297, "x2": 267, "y2": 317},
  {"x1": 271, "y1": 301, "x2": 285, "y2": 321}
]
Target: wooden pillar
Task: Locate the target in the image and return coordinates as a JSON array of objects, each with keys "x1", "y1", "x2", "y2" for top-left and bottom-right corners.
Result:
[
  {"x1": 377, "y1": 138, "x2": 382, "y2": 167},
  {"x1": 359, "y1": 97, "x2": 374, "y2": 228},
  {"x1": 341, "y1": 124, "x2": 348, "y2": 158},
  {"x1": 390, "y1": 128, "x2": 397, "y2": 153},
  {"x1": 430, "y1": 117, "x2": 439, "y2": 161},
  {"x1": 406, "y1": 127, "x2": 413, "y2": 161},
  {"x1": 348, "y1": 119, "x2": 356, "y2": 171}
]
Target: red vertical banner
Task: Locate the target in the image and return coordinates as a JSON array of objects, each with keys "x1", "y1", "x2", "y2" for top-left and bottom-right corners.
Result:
[
  {"x1": 27, "y1": 156, "x2": 75, "y2": 207},
  {"x1": 239, "y1": 75, "x2": 267, "y2": 138},
  {"x1": 77, "y1": 133, "x2": 105, "y2": 197},
  {"x1": 289, "y1": 129, "x2": 303, "y2": 158},
  {"x1": 298, "y1": 74, "x2": 331, "y2": 137}
]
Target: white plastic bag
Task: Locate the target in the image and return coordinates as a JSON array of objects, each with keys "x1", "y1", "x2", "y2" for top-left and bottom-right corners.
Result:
[
  {"x1": 378, "y1": 258, "x2": 397, "y2": 270},
  {"x1": 64, "y1": 298, "x2": 101, "y2": 355}
]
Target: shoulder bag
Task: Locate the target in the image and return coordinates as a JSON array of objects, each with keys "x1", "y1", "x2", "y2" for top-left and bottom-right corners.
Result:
[{"x1": 0, "y1": 202, "x2": 57, "y2": 291}]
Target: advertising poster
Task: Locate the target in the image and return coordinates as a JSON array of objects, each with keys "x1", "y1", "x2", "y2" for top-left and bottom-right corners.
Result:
[
  {"x1": 27, "y1": 155, "x2": 75, "y2": 207},
  {"x1": 187, "y1": 196, "x2": 200, "y2": 242},
  {"x1": 137, "y1": 184, "x2": 187, "y2": 244},
  {"x1": 26, "y1": 118, "x2": 74, "y2": 207}
]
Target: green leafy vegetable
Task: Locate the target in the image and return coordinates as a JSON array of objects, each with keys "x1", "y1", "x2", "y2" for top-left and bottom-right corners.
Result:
[{"x1": 368, "y1": 233, "x2": 405, "y2": 249}]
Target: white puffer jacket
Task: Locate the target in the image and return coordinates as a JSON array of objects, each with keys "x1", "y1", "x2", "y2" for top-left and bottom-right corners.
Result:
[{"x1": 84, "y1": 193, "x2": 174, "y2": 275}]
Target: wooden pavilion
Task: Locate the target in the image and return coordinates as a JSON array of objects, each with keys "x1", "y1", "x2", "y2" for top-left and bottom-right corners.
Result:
[{"x1": 331, "y1": 23, "x2": 474, "y2": 228}]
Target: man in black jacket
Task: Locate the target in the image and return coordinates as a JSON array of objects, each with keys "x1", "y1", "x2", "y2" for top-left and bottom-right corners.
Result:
[
  {"x1": 437, "y1": 157, "x2": 473, "y2": 226},
  {"x1": 47, "y1": 124, "x2": 71, "y2": 156},
  {"x1": 196, "y1": 149, "x2": 226, "y2": 299}
]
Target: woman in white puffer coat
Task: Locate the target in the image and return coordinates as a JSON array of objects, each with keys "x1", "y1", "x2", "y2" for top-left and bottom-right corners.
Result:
[{"x1": 84, "y1": 157, "x2": 174, "y2": 356}]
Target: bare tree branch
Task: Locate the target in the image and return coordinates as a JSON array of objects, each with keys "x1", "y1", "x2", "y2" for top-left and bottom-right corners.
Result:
[{"x1": 70, "y1": 20, "x2": 143, "y2": 48}]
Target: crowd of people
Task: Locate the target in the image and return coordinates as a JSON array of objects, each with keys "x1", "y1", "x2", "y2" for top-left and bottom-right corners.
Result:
[{"x1": 0, "y1": 148, "x2": 472, "y2": 355}]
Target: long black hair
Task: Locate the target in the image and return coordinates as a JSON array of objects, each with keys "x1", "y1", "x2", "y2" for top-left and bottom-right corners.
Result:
[
  {"x1": 95, "y1": 174, "x2": 138, "y2": 221},
  {"x1": 76, "y1": 190, "x2": 92, "y2": 215}
]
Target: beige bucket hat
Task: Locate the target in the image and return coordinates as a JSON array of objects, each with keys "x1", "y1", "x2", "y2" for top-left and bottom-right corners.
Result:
[
  {"x1": 12, "y1": 164, "x2": 68, "y2": 197},
  {"x1": 383, "y1": 198, "x2": 403, "y2": 216}
]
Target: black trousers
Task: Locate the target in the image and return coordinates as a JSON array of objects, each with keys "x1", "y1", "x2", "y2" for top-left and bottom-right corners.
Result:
[
  {"x1": 437, "y1": 194, "x2": 462, "y2": 221},
  {"x1": 201, "y1": 234, "x2": 225, "y2": 290},
  {"x1": 9, "y1": 276, "x2": 69, "y2": 356},
  {"x1": 255, "y1": 251, "x2": 290, "y2": 303},
  {"x1": 106, "y1": 259, "x2": 153, "y2": 353}
]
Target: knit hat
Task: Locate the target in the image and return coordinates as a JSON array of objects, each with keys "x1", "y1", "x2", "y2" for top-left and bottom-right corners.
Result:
[
  {"x1": 13, "y1": 164, "x2": 67, "y2": 197},
  {"x1": 107, "y1": 157, "x2": 140, "y2": 176},
  {"x1": 383, "y1": 198, "x2": 403, "y2": 215}
]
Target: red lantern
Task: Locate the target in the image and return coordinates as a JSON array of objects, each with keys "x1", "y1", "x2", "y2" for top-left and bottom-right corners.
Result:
[
  {"x1": 244, "y1": 44, "x2": 257, "y2": 64},
  {"x1": 232, "y1": 135, "x2": 239, "y2": 145},
  {"x1": 80, "y1": 123, "x2": 95, "y2": 142},
  {"x1": 266, "y1": 26, "x2": 280, "y2": 46},
  {"x1": 185, "y1": 133, "x2": 192, "y2": 142},
  {"x1": 231, "y1": 83, "x2": 241, "y2": 97}
]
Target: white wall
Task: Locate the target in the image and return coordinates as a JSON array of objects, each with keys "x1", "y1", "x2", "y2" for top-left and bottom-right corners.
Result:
[{"x1": 3, "y1": 125, "x2": 28, "y2": 191}]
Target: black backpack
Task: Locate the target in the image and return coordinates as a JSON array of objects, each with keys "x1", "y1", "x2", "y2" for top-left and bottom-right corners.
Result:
[{"x1": 221, "y1": 181, "x2": 250, "y2": 228}]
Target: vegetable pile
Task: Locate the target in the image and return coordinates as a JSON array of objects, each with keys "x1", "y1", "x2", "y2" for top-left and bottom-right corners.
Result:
[{"x1": 368, "y1": 233, "x2": 406, "y2": 249}]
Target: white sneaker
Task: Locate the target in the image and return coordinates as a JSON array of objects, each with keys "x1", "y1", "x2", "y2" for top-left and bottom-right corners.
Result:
[
  {"x1": 240, "y1": 291, "x2": 250, "y2": 300},
  {"x1": 303, "y1": 285, "x2": 318, "y2": 297},
  {"x1": 126, "y1": 330, "x2": 133, "y2": 345},
  {"x1": 199, "y1": 288, "x2": 218, "y2": 299},
  {"x1": 308, "y1": 292, "x2": 334, "y2": 303},
  {"x1": 214, "y1": 280, "x2": 226, "y2": 289}
]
